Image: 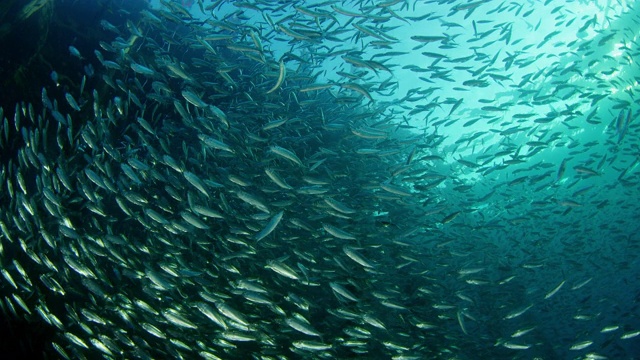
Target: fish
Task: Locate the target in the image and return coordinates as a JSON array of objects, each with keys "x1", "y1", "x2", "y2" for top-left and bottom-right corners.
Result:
[
  {"x1": 286, "y1": 315, "x2": 322, "y2": 337},
  {"x1": 130, "y1": 62, "x2": 156, "y2": 76},
  {"x1": 620, "y1": 330, "x2": 640, "y2": 339},
  {"x1": 181, "y1": 89, "x2": 208, "y2": 108},
  {"x1": 199, "y1": 134, "x2": 234, "y2": 153},
  {"x1": 265, "y1": 260, "x2": 300, "y2": 280},
  {"x1": 254, "y1": 211, "x2": 284, "y2": 241},
  {"x1": 504, "y1": 304, "x2": 534, "y2": 320},
  {"x1": 183, "y1": 171, "x2": 210, "y2": 198},
  {"x1": 569, "y1": 340, "x2": 593, "y2": 350},
  {"x1": 266, "y1": 60, "x2": 286, "y2": 94},
  {"x1": 511, "y1": 327, "x2": 536, "y2": 338},
  {"x1": 502, "y1": 342, "x2": 531, "y2": 350},
  {"x1": 264, "y1": 168, "x2": 293, "y2": 190},
  {"x1": 342, "y1": 246, "x2": 374, "y2": 268},
  {"x1": 0, "y1": 0, "x2": 637, "y2": 359},
  {"x1": 324, "y1": 198, "x2": 356, "y2": 214},
  {"x1": 236, "y1": 190, "x2": 270, "y2": 213},
  {"x1": 269, "y1": 145, "x2": 304, "y2": 167},
  {"x1": 329, "y1": 282, "x2": 359, "y2": 302},
  {"x1": 64, "y1": 93, "x2": 81, "y2": 111},
  {"x1": 544, "y1": 280, "x2": 565, "y2": 300},
  {"x1": 68, "y1": 45, "x2": 83, "y2": 59},
  {"x1": 322, "y1": 224, "x2": 356, "y2": 240}
]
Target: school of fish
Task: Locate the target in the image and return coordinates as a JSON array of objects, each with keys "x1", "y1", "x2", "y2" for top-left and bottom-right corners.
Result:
[{"x1": 0, "y1": 0, "x2": 639, "y2": 358}]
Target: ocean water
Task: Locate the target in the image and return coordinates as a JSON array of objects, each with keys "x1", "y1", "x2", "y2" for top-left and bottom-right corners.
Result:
[{"x1": 0, "y1": 0, "x2": 638, "y2": 359}]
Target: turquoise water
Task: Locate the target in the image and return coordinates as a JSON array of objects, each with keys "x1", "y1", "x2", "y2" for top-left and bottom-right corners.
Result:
[{"x1": 0, "y1": 0, "x2": 639, "y2": 358}]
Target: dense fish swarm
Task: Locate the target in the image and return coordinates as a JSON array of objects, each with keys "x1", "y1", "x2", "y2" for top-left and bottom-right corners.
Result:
[{"x1": 0, "y1": 0, "x2": 639, "y2": 359}]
